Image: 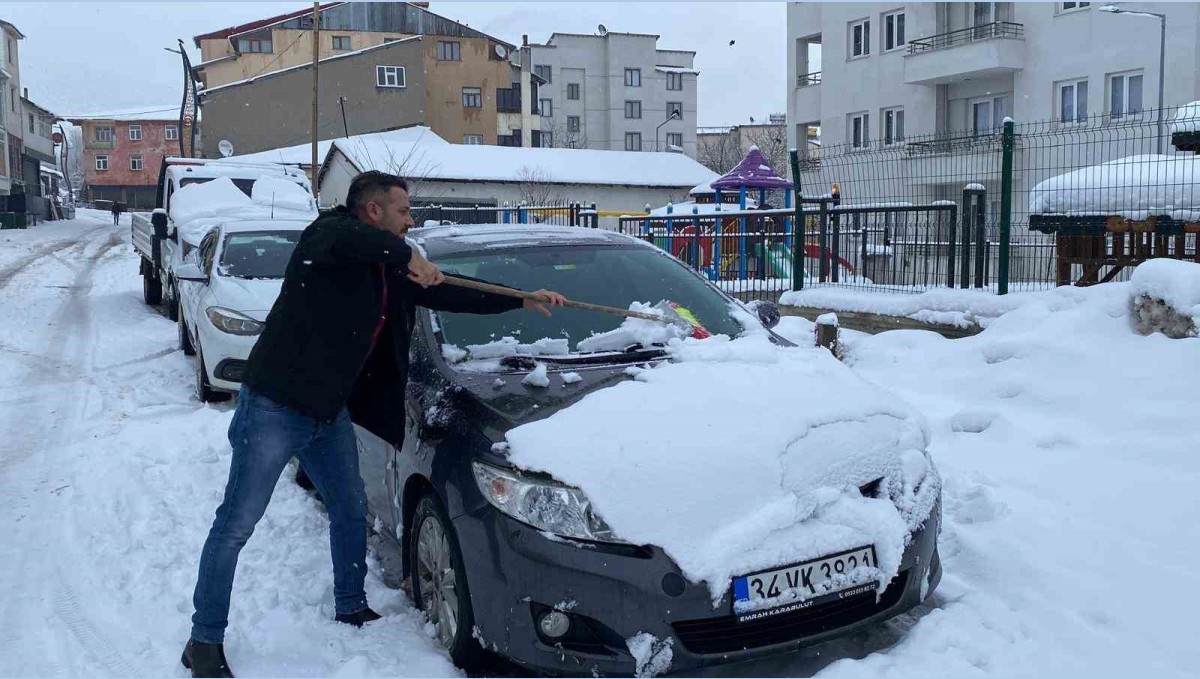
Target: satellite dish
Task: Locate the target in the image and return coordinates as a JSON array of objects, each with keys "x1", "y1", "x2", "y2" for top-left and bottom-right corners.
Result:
[
  {"x1": 495, "y1": 44, "x2": 508, "y2": 59},
  {"x1": 218, "y1": 139, "x2": 234, "y2": 158},
  {"x1": 598, "y1": 24, "x2": 608, "y2": 36}
]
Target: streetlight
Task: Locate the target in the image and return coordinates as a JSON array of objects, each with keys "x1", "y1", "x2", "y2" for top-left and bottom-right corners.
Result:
[
  {"x1": 655, "y1": 108, "x2": 682, "y2": 152},
  {"x1": 1099, "y1": 4, "x2": 1167, "y2": 154}
]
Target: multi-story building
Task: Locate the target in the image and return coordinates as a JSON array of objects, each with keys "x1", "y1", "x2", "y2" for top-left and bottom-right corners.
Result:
[
  {"x1": 526, "y1": 31, "x2": 699, "y2": 156},
  {"x1": 0, "y1": 19, "x2": 24, "y2": 196},
  {"x1": 194, "y1": 2, "x2": 540, "y2": 154},
  {"x1": 786, "y1": 2, "x2": 1200, "y2": 216},
  {"x1": 65, "y1": 108, "x2": 180, "y2": 209}
]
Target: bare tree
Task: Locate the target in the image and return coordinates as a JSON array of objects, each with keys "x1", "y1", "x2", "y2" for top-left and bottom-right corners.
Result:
[
  {"x1": 696, "y1": 131, "x2": 742, "y2": 174},
  {"x1": 744, "y1": 126, "x2": 790, "y2": 181},
  {"x1": 515, "y1": 166, "x2": 567, "y2": 206},
  {"x1": 330, "y1": 137, "x2": 439, "y2": 202},
  {"x1": 541, "y1": 119, "x2": 590, "y2": 150}
]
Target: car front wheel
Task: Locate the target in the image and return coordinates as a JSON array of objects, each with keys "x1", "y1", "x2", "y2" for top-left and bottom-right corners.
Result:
[{"x1": 195, "y1": 346, "x2": 230, "y2": 403}]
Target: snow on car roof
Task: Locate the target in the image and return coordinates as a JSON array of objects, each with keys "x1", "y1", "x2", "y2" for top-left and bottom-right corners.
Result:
[{"x1": 411, "y1": 224, "x2": 649, "y2": 257}]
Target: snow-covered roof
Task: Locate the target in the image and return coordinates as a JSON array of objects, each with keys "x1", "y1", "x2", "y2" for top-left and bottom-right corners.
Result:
[
  {"x1": 39, "y1": 163, "x2": 63, "y2": 178},
  {"x1": 1029, "y1": 154, "x2": 1200, "y2": 220},
  {"x1": 64, "y1": 106, "x2": 179, "y2": 122},
  {"x1": 166, "y1": 158, "x2": 310, "y2": 185},
  {"x1": 689, "y1": 180, "x2": 714, "y2": 195},
  {"x1": 1171, "y1": 101, "x2": 1200, "y2": 134},
  {"x1": 201, "y1": 36, "x2": 422, "y2": 94},
  {"x1": 218, "y1": 126, "x2": 446, "y2": 167},
  {"x1": 655, "y1": 65, "x2": 699, "y2": 75},
  {"x1": 327, "y1": 134, "x2": 719, "y2": 189}
]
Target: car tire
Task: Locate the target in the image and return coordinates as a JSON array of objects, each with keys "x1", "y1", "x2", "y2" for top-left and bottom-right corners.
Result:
[
  {"x1": 166, "y1": 283, "x2": 179, "y2": 322},
  {"x1": 179, "y1": 317, "x2": 195, "y2": 356},
  {"x1": 195, "y1": 347, "x2": 230, "y2": 404},
  {"x1": 143, "y1": 270, "x2": 162, "y2": 306},
  {"x1": 410, "y1": 493, "x2": 486, "y2": 672}
]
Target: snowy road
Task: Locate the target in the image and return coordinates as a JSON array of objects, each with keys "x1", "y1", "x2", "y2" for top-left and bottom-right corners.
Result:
[{"x1": 1, "y1": 211, "x2": 1197, "y2": 678}]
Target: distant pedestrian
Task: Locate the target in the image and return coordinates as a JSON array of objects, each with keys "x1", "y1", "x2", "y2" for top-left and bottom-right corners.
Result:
[{"x1": 111, "y1": 202, "x2": 122, "y2": 225}]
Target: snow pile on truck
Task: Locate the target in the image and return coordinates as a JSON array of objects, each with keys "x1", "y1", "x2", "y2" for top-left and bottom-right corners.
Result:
[{"x1": 171, "y1": 176, "x2": 316, "y2": 229}]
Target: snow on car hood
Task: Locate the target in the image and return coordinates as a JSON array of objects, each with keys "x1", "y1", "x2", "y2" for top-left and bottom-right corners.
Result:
[
  {"x1": 211, "y1": 276, "x2": 283, "y2": 321},
  {"x1": 502, "y1": 332, "x2": 940, "y2": 607}
]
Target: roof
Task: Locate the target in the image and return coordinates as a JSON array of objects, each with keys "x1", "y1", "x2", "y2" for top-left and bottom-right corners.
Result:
[
  {"x1": 40, "y1": 163, "x2": 63, "y2": 178},
  {"x1": 547, "y1": 31, "x2": 662, "y2": 41},
  {"x1": 21, "y1": 98, "x2": 56, "y2": 118},
  {"x1": 654, "y1": 66, "x2": 699, "y2": 74},
  {"x1": 412, "y1": 223, "x2": 642, "y2": 259},
  {"x1": 193, "y1": 2, "x2": 346, "y2": 47},
  {"x1": 63, "y1": 105, "x2": 179, "y2": 122},
  {"x1": 710, "y1": 146, "x2": 792, "y2": 190},
  {"x1": 0, "y1": 20, "x2": 25, "y2": 39},
  {"x1": 323, "y1": 131, "x2": 719, "y2": 190},
  {"x1": 216, "y1": 125, "x2": 446, "y2": 167},
  {"x1": 200, "y1": 36, "x2": 422, "y2": 95}
]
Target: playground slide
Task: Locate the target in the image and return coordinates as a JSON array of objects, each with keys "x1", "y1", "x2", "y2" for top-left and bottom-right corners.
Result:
[{"x1": 764, "y1": 243, "x2": 793, "y2": 279}]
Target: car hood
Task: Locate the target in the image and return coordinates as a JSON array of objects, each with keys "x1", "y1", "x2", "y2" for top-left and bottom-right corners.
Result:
[{"x1": 210, "y1": 277, "x2": 283, "y2": 321}]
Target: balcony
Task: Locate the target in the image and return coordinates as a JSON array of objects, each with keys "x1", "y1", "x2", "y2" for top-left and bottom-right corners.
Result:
[
  {"x1": 85, "y1": 138, "x2": 116, "y2": 150},
  {"x1": 902, "y1": 132, "x2": 1006, "y2": 186},
  {"x1": 796, "y1": 71, "x2": 821, "y2": 88},
  {"x1": 903, "y1": 22, "x2": 1025, "y2": 86}
]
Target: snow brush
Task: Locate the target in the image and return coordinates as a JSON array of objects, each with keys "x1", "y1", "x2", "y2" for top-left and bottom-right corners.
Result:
[{"x1": 441, "y1": 275, "x2": 712, "y2": 339}]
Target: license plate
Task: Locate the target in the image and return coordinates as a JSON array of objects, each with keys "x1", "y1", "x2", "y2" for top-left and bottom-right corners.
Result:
[{"x1": 732, "y1": 545, "x2": 879, "y2": 623}]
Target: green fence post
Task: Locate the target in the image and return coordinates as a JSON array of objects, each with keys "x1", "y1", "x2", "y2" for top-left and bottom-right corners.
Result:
[
  {"x1": 999, "y1": 119, "x2": 1015, "y2": 295},
  {"x1": 788, "y1": 149, "x2": 804, "y2": 292}
]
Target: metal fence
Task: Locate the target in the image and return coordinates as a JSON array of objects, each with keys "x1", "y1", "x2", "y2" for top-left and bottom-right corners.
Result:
[{"x1": 412, "y1": 201, "x2": 599, "y2": 228}]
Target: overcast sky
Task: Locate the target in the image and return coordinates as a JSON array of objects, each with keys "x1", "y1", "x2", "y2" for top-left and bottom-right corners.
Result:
[{"x1": 4, "y1": 1, "x2": 786, "y2": 128}]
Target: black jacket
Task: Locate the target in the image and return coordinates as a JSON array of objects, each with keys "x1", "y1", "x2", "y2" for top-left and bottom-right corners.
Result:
[{"x1": 243, "y1": 207, "x2": 523, "y2": 444}]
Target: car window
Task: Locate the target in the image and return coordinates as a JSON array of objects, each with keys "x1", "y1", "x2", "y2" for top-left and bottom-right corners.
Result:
[
  {"x1": 433, "y1": 244, "x2": 744, "y2": 352},
  {"x1": 218, "y1": 231, "x2": 302, "y2": 279},
  {"x1": 199, "y1": 231, "x2": 219, "y2": 275}
]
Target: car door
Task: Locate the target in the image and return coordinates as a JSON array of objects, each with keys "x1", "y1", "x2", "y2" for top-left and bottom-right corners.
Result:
[{"x1": 185, "y1": 229, "x2": 220, "y2": 342}]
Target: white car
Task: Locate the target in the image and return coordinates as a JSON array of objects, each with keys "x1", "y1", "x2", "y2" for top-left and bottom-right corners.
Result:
[{"x1": 175, "y1": 219, "x2": 309, "y2": 402}]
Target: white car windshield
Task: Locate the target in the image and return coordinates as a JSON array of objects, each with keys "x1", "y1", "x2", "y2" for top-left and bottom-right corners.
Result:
[{"x1": 218, "y1": 231, "x2": 301, "y2": 279}]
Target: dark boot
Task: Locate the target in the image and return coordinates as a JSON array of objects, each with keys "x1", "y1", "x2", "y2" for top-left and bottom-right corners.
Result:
[
  {"x1": 181, "y1": 638, "x2": 234, "y2": 678},
  {"x1": 334, "y1": 607, "x2": 382, "y2": 627}
]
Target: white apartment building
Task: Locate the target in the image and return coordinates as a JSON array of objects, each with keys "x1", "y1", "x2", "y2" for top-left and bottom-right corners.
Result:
[
  {"x1": 527, "y1": 32, "x2": 699, "y2": 157},
  {"x1": 786, "y1": 2, "x2": 1200, "y2": 220}
]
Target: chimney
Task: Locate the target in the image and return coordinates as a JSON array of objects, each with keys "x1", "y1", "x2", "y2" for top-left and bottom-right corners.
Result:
[
  {"x1": 523, "y1": 34, "x2": 528, "y2": 47},
  {"x1": 23, "y1": 87, "x2": 28, "y2": 99}
]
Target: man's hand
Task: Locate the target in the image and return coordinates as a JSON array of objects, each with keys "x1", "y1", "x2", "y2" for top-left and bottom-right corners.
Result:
[
  {"x1": 523, "y1": 289, "x2": 567, "y2": 317},
  {"x1": 407, "y1": 250, "x2": 445, "y2": 287}
]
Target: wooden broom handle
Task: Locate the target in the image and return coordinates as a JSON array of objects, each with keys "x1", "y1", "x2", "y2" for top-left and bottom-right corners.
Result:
[{"x1": 441, "y1": 275, "x2": 673, "y2": 324}]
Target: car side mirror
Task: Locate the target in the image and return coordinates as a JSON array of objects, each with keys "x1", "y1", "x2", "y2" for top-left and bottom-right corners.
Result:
[
  {"x1": 747, "y1": 300, "x2": 780, "y2": 329},
  {"x1": 176, "y1": 262, "x2": 209, "y2": 285}
]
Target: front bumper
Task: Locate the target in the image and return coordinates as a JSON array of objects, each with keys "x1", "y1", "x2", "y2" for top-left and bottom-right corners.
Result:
[
  {"x1": 196, "y1": 323, "x2": 258, "y2": 393},
  {"x1": 454, "y1": 498, "x2": 942, "y2": 676}
]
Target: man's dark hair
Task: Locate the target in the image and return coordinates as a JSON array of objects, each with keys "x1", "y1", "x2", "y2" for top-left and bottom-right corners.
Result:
[{"x1": 345, "y1": 171, "x2": 409, "y2": 213}]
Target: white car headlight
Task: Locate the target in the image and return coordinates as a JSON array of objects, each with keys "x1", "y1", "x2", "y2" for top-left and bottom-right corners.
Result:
[
  {"x1": 472, "y1": 461, "x2": 624, "y2": 544},
  {"x1": 206, "y1": 306, "x2": 265, "y2": 336}
]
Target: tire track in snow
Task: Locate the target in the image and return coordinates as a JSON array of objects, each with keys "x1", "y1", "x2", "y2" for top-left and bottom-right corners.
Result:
[
  {"x1": 51, "y1": 578, "x2": 137, "y2": 677},
  {"x1": 0, "y1": 224, "x2": 111, "y2": 292}
]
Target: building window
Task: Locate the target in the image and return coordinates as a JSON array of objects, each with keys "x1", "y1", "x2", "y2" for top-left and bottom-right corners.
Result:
[
  {"x1": 667, "y1": 101, "x2": 683, "y2": 120},
  {"x1": 376, "y1": 65, "x2": 406, "y2": 88},
  {"x1": 972, "y1": 95, "x2": 1009, "y2": 135},
  {"x1": 95, "y1": 154, "x2": 109, "y2": 171},
  {"x1": 883, "y1": 107, "x2": 905, "y2": 144},
  {"x1": 165, "y1": 126, "x2": 179, "y2": 141},
  {"x1": 534, "y1": 64, "x2": 552, "y2": 83},
  {"x1": 462, "y1": 87, "x2": 482, "y2": 108},
  {"x1": 625, "y1": 132, "x2": 642, "y2": 151},
  {"x1": 883, "y1": 11, "x2": 905, "y2": 51},
  {"x1": 539, "y1": 98, "x2": 553, "y2": 117},
  {"x1": 1060, "y1": 2, "x2": 1090, "y2": 10},
  {"x1": 625, "y1": 100, "x2": 642, "y2": 119},
  {"x1": 1057, "y1": 79, "x2": 1088, "y2": 123},
  {"x1": 128, "y1": 125, "x2": 142, "y2": 141},
  {"x1": 463, "y1": 134, "x2": 484, "y2": 145},
  {"x1": 567, "y1": 116, "x2": 581, "y2": 133},
  {"x1": 625, "y1": 68, "x2": 641, "y2": 87},
  {"x1": 850, "y1": 19, "x2": 870, "y2": 58},
  {"x1": 437, "y1": 41, "x2": 461, "y2": 61},
  {"x1": 95, "y1": 126, "x2": 114, "y2": 142},
  {"x1": 666, "y1": 72, "x2": 683, "y2": 91},
  {"x1": 542, "y1": 131, "x2": 554, "y2": 148},
  {"x1": 6, "y1": 38, "x2": 12, "y2": 63},
  {"x1": 332, "y1": 36, "x2": 351, "y2": 51},
  {"x1": 28, "y1": 113, "x2": 34, "y2": 134},
  {"x1": 9, "y1": 86, "x2": 14, "y2": 112},
  {"x1": 850, "y1": 112, "x2": 869, "y2": 148},
  {"x1": 1108, "y1": 71, "x2": 1143, "y2": 119},
  {"x1": 666, "y1": 132, "x2": 683, "y2": 148},
  {"x1": 236, "y1": 38, "x2": 272, "y2": 53},
  {"x1": 130, "y1": 155, "x2": 144, "y2": 171},
  {"x1": 567, "y1": 83, "x2": 580, "y2": 100}
]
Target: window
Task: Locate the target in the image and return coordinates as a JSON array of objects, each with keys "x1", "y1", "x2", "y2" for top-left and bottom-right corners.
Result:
[
  {"x1": 128, "y1": 125, "x2": 142, "y2": 141},
  {"x1": 1109, "y1": 71, "x2": 1143, "y2": 119},
  {"x1": 542, "y1": 131, "x2": 554, "y2": 148},
  {"x1": 6, "y1": 38, "x2": 12, "y2": 63},
  {"x1": 537, "y1": 98, "x2": 552, "y2": 117},
  {"x1": 462, "y1": 87, "x2": 482, "y2": 108},
  {"x1": 884, "y1": 11, "x2": 906, "y2": 51},
  {"x1": 1057, "y1": 79, "x2": 1088, "y2": 123},
  {"x1": 567, "y1": 83, "x2": 580, "y2": 100},
  {"x1": 95, "y1": 154, "x2": 108, "y2": 171},
  {"x1": 850, "y1": 112, "x2": 869, "y2": 148},
  {"x1": 9, "y1": 86, "x2": 14, "y2": 112},
  {"x1": 625, "y1": 68, "x2": 641, "y2": 87},
  {"x1": 95, "y1": 126, "x2": 114, "y2": 142},
  {"x1": 625, "y1": 100, "x2": 642, "y2": 119},
  {"x1": 130, "y1": 155, "x2": 144, "y2": 171},
  {"x1": 332, "y1": 36, "x2": 351, "y2": 51},
  {"x1": 666, "y1": 72, "x2": 683, "y2": 91},
  {"x1": 666, "y1": 132, "x2": 683, "y2": 148},
  {"x1": 437, "y1": 41, "x2": 461, "y2": 61},
  {"x1": 236, "y1": 38, "x2": 272, "y2": 53},
  {"x1": 534, "y1": 64, "x2": 552, "y2": 83},
  {"x1": 667, "y1": 101, "x2": 683, "y2": 120},
  {"x1": 883, "y1": 107, "x2": 905, "y2": 145},
  {"x1": 165, "y1": 126, "x2": 179, "y2": 141},
  {"x1": 971, "y1": 95, "x2": 1008, "y2": 135},
  {"x1": 1060, "y1": 2, "x2": 1090, "y2": 10},
  {"x1": 567, "y1": 116, "x2": 581, "y2": 133},
  {"x1": 376, "y1": 65, "x2": 406, "y2": 88},
  {"x1": 28, "y1": 113, "x2": 34, "y2": 134},
  {"x1": 463, "y1": 134, "x2": 484, "y2": 145},
  {"x1": 625, "y1": 132, "x2": 642, "y2": 151},
  {"x1": 850, "y1": 19, "x2": 870, "y2": 58}
]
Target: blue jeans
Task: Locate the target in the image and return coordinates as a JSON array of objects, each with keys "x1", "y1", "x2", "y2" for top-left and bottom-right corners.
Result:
[{"x1": 190, "y1": 386, "x2": 369, "y2": 644}]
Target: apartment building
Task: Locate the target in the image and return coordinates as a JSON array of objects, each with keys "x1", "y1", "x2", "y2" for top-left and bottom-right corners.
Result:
[
  {"x1": 527, "y1": 31, "x2": 698, "y2": 156},
  {"x1": 66, "y1": 108, "x2": 180, "y2": 209},
  {"x1": 0, "y1": 19, "x2": 24, "y2": 196}
]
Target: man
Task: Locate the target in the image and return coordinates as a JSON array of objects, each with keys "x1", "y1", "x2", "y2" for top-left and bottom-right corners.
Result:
[
  {"x1": 111, "y1": 201, "x2": 122, "y2": 225},
  {"x1": 183, "y1": 171, "x2": 565, "y2": 678}
]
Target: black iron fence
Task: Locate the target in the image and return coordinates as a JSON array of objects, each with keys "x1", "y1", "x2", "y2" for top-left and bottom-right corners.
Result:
[{"x1": 412, "y1": 201, "x2": 599, "y2": 228}]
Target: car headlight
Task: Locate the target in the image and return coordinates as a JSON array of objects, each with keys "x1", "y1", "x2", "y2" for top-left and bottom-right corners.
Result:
[
  {"x1": 206, "y1": 306, "x2": 265, "y2": 336},
  {"x1": 472, "y1": 461, "x2": 624, "y2": 544}
]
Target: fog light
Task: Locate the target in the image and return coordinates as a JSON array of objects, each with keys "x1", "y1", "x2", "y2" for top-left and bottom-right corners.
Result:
[{"x1": 538, "y1": 610, "x2": 571, "y2": 638}]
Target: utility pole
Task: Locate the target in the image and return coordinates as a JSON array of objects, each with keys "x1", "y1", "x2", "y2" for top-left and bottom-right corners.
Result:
[
  {"x1": 310, "y1": 2, "x2": 320, "y2": 197},
  {"x1": 338, "y1": 96, "x2": 349, "y2": 137}
]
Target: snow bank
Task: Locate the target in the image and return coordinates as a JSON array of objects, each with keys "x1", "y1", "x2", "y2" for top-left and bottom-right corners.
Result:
[
  {"x1": 780, "y1": 287, "x2": 1041, "y2": 329},
  {"x1": 1028, "y1": 154, "x2": 1200, "y2": 220},
  {"x1": 1170, "y1": 100, "x2": 1200, "y2": 134},
  {"x1": 503, "y1": 333, "x2": 940, "y2": 606},
  {"x1": 1130, "y1": 259, "x2": 1200, "y2": 336}
]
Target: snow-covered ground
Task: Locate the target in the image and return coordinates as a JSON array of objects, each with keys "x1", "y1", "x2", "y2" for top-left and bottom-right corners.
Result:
[{"x1": 2, "y1": 211, "x2": 1197, "y2": 677}]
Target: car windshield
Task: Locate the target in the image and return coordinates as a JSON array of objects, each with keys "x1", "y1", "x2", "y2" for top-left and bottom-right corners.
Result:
[
  {"x1": 433, "y1": 243, "x2": 745, "y2": 356},
  {"x1": 218, "y1": 231, "x2": 301, "y2": 279}
]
